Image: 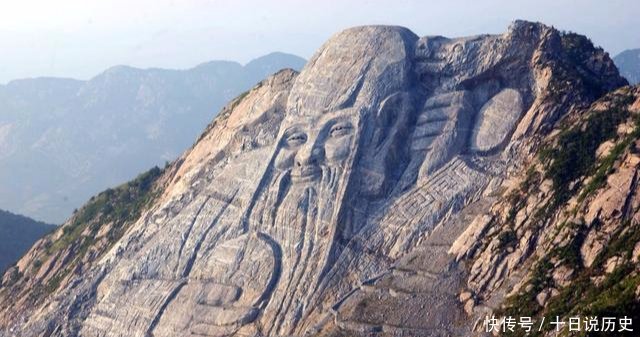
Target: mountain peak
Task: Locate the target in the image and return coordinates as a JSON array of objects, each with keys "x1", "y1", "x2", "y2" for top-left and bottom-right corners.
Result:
[
  {"x1": 0, "y1": 23, "x2": 628, "y2": 337},
  {"x1": 243, "y1": 51, "x2": 306, "y2": 74},
  {"x1": 614, "y1": 48, "x2": 640, "y2": 84}
]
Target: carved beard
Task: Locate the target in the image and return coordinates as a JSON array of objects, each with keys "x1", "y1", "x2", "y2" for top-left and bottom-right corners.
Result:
[{"x1": 254, "y1": 164, "x2": 342, "y2": 335}]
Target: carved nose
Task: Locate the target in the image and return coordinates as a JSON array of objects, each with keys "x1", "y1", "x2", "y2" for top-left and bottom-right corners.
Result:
[{"x1": 296, "y1": 145, "x2": 324, "y2": 167}]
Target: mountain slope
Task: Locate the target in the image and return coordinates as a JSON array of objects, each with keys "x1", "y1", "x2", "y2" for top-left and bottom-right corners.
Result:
[
  {"x1": 0, "y1": 22, "x2": 628, "y2": 337},
  {"x1": 452, "y1": 85, "x2": 640, "y2": 337},
  {"x1": 0, "y1": 52, "x2": 305, "y2": 223},
  {"x1": 614, "y1": 48, "x2": 640, "y2": 85},
  {"x1": 0, "y1": 210, "x2": 54, "y2": 273}
]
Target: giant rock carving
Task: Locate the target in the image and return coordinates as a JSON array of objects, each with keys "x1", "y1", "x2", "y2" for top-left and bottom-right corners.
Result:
[{"x1": 39, "y1": 22, "x2": 593, "y2": 337}]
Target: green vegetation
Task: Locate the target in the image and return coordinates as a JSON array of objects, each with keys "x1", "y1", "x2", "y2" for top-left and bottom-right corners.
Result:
[
  {"x1": 498, "y1": 89, "x2": 640, "y2": 337},
  {"x1": 543, "y1": 92, "x2": 635, "y2": 208},
  {"x1": 32, "y1": 166, "x2": 164, "y2": 294},
  {"x1": 229, "y1": 90, "x2": 250, "y2": 111},
  {"x1": 496, "y1": 258, "x2": 558, "y2": 337},
  {"x1": 500, "y1": 226, "x2": 640, "y2": 337},
  {"x1": 498, "y1": 195, "x2": 639, "y2": 337},
  {"x1": 497, "y1": 229, "x2": 518, "y2": 251},
  {"x1": 579, "y1": 140, "x2": 628, "y2": 202},
  {"x1": 559, "y1": 32, "x2": 609, "y2": 99},
  {"x1": 43, "y1": 272, "x2": 65, "y2": 295},
  {"x1": 545, "y1": 32, "x2": 603, "y2": 103},
  {"x1": 48, "y1": 166, "x2": 162, "y2": 255},
  {"x1": 579, "y1": 116, "x2": 640, "y2": 204},
  {"x1": 552, "y1": 222, "x2": 587, "y2": 269},
  {"x1": 546, "y1": 104, "x2": 628, "y2": 205},
  {"x1": 504, "y1": 166, "x2": 542, "y2": 225},
  {"x1": 1, "y1": 268, "x2": 23, "y2": 288},
  {"x1": 543, "y1": 264, "x2": 640, "y2": 337},
  {"x1": 561, "y1": 33, "x2": 594, "y2": 64},
  {"x1": 592, "y1": 221, "x2": 640, "y2": 269}
]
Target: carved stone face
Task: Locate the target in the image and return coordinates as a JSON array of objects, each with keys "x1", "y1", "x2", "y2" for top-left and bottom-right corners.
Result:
[
  {"x1": 236, "y1": 26, "x2": 418, "y2": 335},
  {"x1": 274, "y1": 109, "x2": 357, "y2": 185},
  {"x1": 249, "y1": 109, "x2": 361, "y2": 335}
]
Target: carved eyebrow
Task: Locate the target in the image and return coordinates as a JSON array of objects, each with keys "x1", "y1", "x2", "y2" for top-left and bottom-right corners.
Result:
[
  {"x1": 330, "y1": 121, "x2": 353, "y2": 130},
  {"x1": 287, "y1": 132, "x2": 307, "y2": 140},
  {"x1": 282, "y1": 125, "x2": 305, "y2": 137}
]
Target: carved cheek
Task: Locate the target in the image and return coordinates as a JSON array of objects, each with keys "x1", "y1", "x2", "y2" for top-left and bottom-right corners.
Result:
[
  {"x1": 274, "y1": 148, "x2": 296, "y2": 170},
  {"x1": 325, "y1": 136, "x2": 353, "y2": 164}
]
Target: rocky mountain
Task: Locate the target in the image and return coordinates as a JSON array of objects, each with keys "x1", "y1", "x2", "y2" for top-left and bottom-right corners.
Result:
[
  {"x1": 614, "y1": 48, "x2": 640, "y2": 85},
  {"x1": 0, "y1": 210, "x2": 54, "y2": 274},
  {"x1": 451, "y1": 85, "x2": 640, "y2": 336},
  {"x1": 0, "y1": 52, "x2": 306, "y2": 224},
  {"x1": 0, "y1": 21, "x2": 631, "y2": 337}
]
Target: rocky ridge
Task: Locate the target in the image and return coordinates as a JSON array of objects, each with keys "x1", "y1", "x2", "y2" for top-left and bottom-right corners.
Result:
[
  {"x1": 451, "y1": 85, "x2": 640, "y2": 337},
  {"x1": 0, "y1": 21, "x2": 628, "y2": 337}
]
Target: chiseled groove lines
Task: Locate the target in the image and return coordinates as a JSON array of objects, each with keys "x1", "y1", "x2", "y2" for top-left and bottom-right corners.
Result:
[
  {"x1": 174, "y1": 196, "x2": 211, "y2": 276},
  {"x1": 181, "y1": 190, "x2": 237, "y2": 278},
  {"x1": 145, "y1": 190, "x2": 237, "y2": 337},
  {"x1": 144, "y1": 281, "x2": 187, "y2": 337}
]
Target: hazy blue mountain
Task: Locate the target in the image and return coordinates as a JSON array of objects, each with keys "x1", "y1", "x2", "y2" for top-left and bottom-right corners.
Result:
[
  {"x1": 0, "y1": 52, "x2": 306, "y2": 223},
  {"x1": 614, "y1": 48, "x2": 640, "y2": 84},
  {"x1": 0, "y1": 209, "x2": 54, "y2": 273}
]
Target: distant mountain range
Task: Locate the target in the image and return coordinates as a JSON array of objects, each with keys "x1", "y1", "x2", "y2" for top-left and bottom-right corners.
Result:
[
  {"x1": 0, "y1": 209, "x2": 54, "y2": 273},
  {"x1": 614, "y1": 48, "x2": 640, "y2": 84},
  {"x1": 0, "y1": 52, "x2": 306, "y2": 223}
]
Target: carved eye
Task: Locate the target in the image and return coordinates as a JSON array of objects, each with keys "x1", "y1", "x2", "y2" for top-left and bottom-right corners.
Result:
[
  {"x1": 286, "y1": 132, "x2": 307, "y2": 146},
  {"x1": 330, "y1": 122, "x2": 353, "y2": 138}
]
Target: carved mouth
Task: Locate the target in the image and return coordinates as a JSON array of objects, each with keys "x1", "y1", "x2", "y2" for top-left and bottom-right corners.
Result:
[{"x1": 290, "y1": 166, "x2": 321, "y2": 183}]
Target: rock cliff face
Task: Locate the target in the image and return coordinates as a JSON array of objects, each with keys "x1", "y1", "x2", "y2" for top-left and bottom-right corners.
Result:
[
  {"x1": 451, "y1": 85, "x2": 640, "y2": 337},
  {"x1": 0, "y1": 21, "x2": 628, "y2": 337}
]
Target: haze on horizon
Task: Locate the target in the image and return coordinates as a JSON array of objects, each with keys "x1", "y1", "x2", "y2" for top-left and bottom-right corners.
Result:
[{"x1": 1, "y1": 0, "x2": 638, "y2": 84}]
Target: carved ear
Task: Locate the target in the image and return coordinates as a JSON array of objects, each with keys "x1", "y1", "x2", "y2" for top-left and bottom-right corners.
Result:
[
  {"x1": 359, "y1": 92, "x2": 413, "y2": 198},
  {"x1": 469, "y1": 88, "x2": 524, "y2": 154}
]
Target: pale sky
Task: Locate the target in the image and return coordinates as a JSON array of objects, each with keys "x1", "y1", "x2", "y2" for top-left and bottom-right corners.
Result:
[{"x1": 0, "y1": 0, "x2": 638, "y2": 84}]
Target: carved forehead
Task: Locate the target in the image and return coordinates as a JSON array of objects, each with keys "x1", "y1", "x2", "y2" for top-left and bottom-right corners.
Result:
[
  {"x1": 287, "y1": 26, "x2": 418, "y2": 117},
  {"x1": 281, "y1": 108, "x2": 359, "y2": 133}
]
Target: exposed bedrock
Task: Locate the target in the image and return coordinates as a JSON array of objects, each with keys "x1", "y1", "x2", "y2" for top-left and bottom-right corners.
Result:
[{"x1": 0, "y1": 21, "x2": 626, "y2": 337}]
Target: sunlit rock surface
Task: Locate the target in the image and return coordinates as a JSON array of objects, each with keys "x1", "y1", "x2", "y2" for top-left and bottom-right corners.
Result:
[{"x1": 0, "y1": 21, "x2": 627, "y2": 337}]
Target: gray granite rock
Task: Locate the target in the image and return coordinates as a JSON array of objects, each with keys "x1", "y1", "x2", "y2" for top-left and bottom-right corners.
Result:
[{"x1": 0, "y1": 21, "x2": 627, "y2": 337}]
